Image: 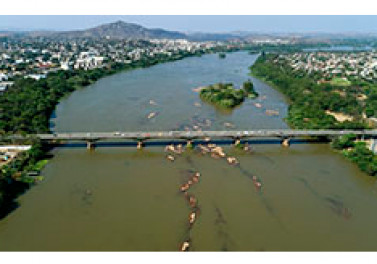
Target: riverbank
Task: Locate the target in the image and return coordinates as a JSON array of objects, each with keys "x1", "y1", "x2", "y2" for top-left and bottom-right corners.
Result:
[
  {"x1": 0, "y1": 140, "x2": 51, "y2": 218},
  {"x1": 250, "y1": 54, "x2": 377, "y2": 176}
]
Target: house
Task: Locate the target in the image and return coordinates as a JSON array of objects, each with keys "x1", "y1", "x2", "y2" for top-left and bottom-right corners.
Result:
[
  {"x1": 25, "y1": 74, "x2": 46, "y2": 80},
  {"x1": 0, "y1": 73, "x2": 8, "y2": 81}
]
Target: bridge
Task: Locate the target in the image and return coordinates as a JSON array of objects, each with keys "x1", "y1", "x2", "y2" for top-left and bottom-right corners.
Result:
[{"x1": 4, "y1": 129, "x2": 377, "y2": 149}]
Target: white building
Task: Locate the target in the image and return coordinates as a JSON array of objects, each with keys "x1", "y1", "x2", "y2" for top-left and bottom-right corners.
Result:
[{"x1": 0, "y1": 73, "x2": 8, "y2": 81}]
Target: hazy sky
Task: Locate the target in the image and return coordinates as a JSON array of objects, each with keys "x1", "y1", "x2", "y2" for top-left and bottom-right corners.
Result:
[{"x1": 0, "y1": 15, "x2": 376, "y2": 33}]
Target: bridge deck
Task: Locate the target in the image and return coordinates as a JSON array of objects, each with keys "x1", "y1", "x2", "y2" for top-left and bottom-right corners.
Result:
[{"x1": 5, "y1": 129, "x2": 377, "y2": 141}]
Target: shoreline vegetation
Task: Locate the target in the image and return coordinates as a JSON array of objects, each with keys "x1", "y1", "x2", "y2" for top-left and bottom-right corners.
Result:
[
  {"x1": 199, "y1": 80, "x2": 258, "y2": 109},
  {"x1": 250, "y1": 54, "x2": 377, "y2": 176},
  {"x1": 0, "y1": 46, "x2": 240, "y2": 217}
]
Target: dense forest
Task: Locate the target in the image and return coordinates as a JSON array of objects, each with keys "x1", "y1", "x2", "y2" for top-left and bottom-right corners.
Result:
[
  {"x1": 250, "y1": 54, "x2": 368, "y2": 129},
  {"x1": 251, "y1": 54, "x2": 377, "y2": 176},
  {"x1": 331, "y1": 134, "x2": 377, "y2": 175}
]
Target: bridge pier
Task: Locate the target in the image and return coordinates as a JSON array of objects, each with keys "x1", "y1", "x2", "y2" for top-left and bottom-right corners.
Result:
[
  {"x1": 282, "y1": 138, "x2": 290, "y2": 147},
  {"x1": 87, "y1": 141, "x2": 95, "y2": 150},
  {"x1": 186, "y1": 139, "x2": 193, "y2": 149},
  {"x1": 137, "y1": 140, "x2": 144, "y2": 150},
  {"x1": 234, "y1": 138, "x2": 242, "y2": 148}
]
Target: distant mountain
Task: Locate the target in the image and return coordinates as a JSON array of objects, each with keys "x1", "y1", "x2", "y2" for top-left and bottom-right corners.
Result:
[
  {"x1": 2, "y1": 20, "x2": 376, "y2": 42},
  {"x1": 49, "y1": 20, "x2": 187, "y2": 40},
  {"x1": 0, "y1": 21, "x2": 252, "y2": 41}
]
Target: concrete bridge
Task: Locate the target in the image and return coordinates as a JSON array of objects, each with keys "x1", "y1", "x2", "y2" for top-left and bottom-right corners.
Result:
[{"x1": 4, "y1": 129, "x2": 377, "y2": 149}]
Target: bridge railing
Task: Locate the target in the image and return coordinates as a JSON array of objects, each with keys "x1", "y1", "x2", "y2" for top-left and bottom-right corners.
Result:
[{"x1": 3, "y1": 129, "x2": 377, "y2": 141}]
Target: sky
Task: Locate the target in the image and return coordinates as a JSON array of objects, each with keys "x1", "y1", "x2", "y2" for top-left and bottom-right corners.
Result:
[{"x1": 0, "y1": 15, "x2": 377, "y2": 33}]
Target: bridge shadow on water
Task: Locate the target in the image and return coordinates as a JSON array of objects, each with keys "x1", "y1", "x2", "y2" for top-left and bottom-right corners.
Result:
[{"x1": 54, "y1": 138, "x2": 330, "y2": 148}]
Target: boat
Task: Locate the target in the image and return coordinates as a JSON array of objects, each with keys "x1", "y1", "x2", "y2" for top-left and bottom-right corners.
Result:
[
  {"x1": 147, "y1": 112, "x2": 157, "y2": 119},
  {"x1": 180, "y1": 241, "x2": 190, "y2": 251}
]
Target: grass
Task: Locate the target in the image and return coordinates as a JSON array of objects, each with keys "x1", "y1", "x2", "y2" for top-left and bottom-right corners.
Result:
[
  {"x1": 32, "y1": 159, "x2": 49, "y2": 172},
  {"x1": 330, "y1": 77, "x2": 351, "y2": 87}
]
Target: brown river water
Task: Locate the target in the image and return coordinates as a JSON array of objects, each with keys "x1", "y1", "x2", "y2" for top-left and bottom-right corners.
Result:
[{"x1": 1, "y1": 52, "x2": 377, "y2": 251}]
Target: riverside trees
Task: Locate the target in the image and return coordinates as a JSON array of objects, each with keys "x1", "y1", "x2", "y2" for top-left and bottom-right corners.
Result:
[
  {"x1": 250, "y1": 54, "x2": 377, "y2": 175},
  {"x1": 199, "y1": 80, "x2": 258, "y2": 109},
  {"x1": 250, "y1": 54, "x2": 367, "y2": 130}
]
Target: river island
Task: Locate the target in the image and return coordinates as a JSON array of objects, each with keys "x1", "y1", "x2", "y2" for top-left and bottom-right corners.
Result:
[{"x1": 199, "y1": 80, "x2": 258, "y2": 109}]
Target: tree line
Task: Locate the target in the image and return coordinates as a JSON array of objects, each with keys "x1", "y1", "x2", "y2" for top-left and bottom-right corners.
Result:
[{"x1": 251, "y1": 54, "x2": 377, "y2": 176}]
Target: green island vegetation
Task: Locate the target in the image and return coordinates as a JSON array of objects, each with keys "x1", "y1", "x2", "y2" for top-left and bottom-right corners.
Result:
[
  {"x1": 0, "y1": 46, "x2": 240, "y2": 216},
  {"x1": 250, "y1": 53, "x2": 377, "y2": 175},
  {"x1": 199, "y1": 80, "x2": 258, "y2": 109}
]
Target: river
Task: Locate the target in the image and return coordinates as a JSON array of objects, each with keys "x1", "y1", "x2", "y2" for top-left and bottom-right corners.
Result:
[{"x1": 1, "y1": 51, "x2": 377, "y2": 251}]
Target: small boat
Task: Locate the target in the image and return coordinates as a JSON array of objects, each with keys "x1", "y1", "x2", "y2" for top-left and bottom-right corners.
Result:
[
  {"x1": 252, "y1": 176, "x2": 262, "y2": 190},
  {"x1": 212, "y1": 146, "x2": 226, "y2": 158},
  {"x1": 189, "y1": 212, "x2": 196, "y2": 225},
  {"x1": 147, "y1": 112, "x2": 157, "y2": 119},
  {"x1": 198, "y1": 144, "x2": 210, "y2": 153},
  {"x1": 207, "y1": 143, "x2": 216, "y2": 149},
  {"x1": 166, "y1": 155, "x2": 175, "y2": 162},
  {"x1": 180, "y1": 183, "x2": 190, "y2": 192},
  {"x1": 227, "y1": 156, "x2": 239, "y2": 165},
  {"x1": 180, "y1": 241, "x2": 190, "y2": 251},
  {"x1": 223, "y1": 122, "x2": 235, "y2": 128},
  {"x1": 189, "y1": 196, "x2": 197, "y2": 208},
  {"x1": 254, "y1": 103, "x2": 262, "y2": 108},
  {"x1": 165, "y1": 144, "x2": 175, "y2": 152},
  {"x1": 265, "y1": 109, "x2": 279, "y2": 116},
  {"x1": 149, "y1": 100, "x2": 157, "y2": 105}
]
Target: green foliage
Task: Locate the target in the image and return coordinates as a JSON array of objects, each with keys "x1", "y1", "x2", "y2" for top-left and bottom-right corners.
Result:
[
  {"x1": 199, "y1": 81, "x2": 257, "y2": 109},
  {"x1": 365, "y1": 86, "x2": 377, "y2": 118},
  {"x1": 365, "y1": 108, "x2": 375, "y2": 118},
  {"x1": 250, "y1": 54, "x2": 367, "y2": 129},
  {"x1": 331, "y1": 134, "x2": 357, "y2": 150},
  {"x1": 330, "y1": 77, "x2": 351, "y2": 87},
  {"x1": 242, "y1": 79, "x2": 258, "y2": 98},
  {"x1": 0, "y1": 140, "x2": 49, "y2": 217},
  {"x1": 250, "y1": 54, "x2": 377, "y2": 176},
  {"x1": 32, "y1": 159, "x2": 49, "y2": 172},
  {"x1": 343, "y1": 142, "x2": 377, "y2": 175}
]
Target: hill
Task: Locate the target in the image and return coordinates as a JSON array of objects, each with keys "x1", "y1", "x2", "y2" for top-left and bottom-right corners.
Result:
[{"x1": 51, "y1": 20, "x2": 187, "y2": 39}]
